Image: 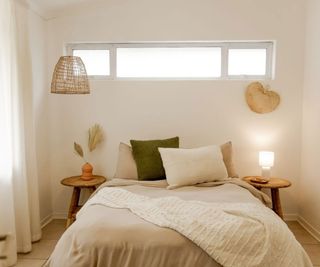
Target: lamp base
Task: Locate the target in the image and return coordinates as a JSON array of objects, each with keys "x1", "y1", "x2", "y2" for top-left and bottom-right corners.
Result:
[{"x1": 261, "y1": 167, "x2": 271, "y2": 182}]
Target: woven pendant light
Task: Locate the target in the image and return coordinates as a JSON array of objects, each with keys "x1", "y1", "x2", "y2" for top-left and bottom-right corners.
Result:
[{"x1": 51, "y1": 56, "x2": 90, "y2": 94}]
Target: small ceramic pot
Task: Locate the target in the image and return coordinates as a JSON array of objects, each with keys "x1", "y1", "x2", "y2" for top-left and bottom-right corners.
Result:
[{"x1": 81, "y1": 162, "x2": 93, "y2": 180}]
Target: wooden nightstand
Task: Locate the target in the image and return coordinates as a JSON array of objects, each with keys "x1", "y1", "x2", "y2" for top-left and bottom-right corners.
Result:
[
  {"x1": 0, "y1": 235, "x2": 7, "y2": 260},
  {"x1": 243, "y1": 176, "x2": 291, "y2": 219},
  {"x1": 61, "y1": 175, "x2": 106, "y2": 228}
]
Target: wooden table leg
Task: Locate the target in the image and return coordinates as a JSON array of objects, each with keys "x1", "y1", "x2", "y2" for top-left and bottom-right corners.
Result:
[
  {"x1": 0, "y1": 235, "x2": 7, "y2": 260},
  {"x1": 88, "y1": 186, "x2": 96, "y2": 194},
  {"x1": 271, "y1": 188, "x2": 283, "y2": 219},
  {"x1": 66, "y1": 187, "x2": 80, "y2": 228}
]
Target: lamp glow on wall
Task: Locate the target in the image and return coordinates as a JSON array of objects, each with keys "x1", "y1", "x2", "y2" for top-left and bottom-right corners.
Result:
[
  {"x1": 51, "y1": 56, "x2": 90, "y2": 94},
  {"x1": 259, "y1": 151, "x2": 274, "y2": 181}
]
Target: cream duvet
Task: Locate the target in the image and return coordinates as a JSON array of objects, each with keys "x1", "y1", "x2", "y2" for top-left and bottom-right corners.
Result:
[{"x1": 44, "y1": 179, "x2": 312, "y2": 267}]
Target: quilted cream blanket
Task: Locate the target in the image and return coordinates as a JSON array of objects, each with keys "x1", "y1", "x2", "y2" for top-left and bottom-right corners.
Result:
[{"x1": 78, "y1": 187, "x2": 312, "y2": 267}]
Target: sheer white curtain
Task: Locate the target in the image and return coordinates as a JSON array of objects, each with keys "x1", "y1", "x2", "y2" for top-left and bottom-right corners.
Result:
[{"x1": 0, "y1": 0, "x2": 41, "y2": 266}]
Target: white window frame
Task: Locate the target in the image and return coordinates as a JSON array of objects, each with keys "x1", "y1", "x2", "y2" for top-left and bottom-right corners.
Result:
[
  {"x1": 66, "y1": 41, "x2": 275, "y2": 81},
  {"x1": 66, "y1": 43, "x2": 114, "y2": 80},
  {"x1": 224, "y1": 42, "x2": 274, "y2": 80}
]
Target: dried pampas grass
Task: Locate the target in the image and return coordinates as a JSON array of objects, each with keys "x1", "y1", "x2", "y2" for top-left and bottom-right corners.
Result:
[
  {"x1": 73, "y1": 124, "x2": 104, "y2": 162},
  {"x1": 74, "y1": 142, "x2": 84, "y2": 158},
  {"x1": 88, "y1": 124, "x2": 104, "y2": 152}
]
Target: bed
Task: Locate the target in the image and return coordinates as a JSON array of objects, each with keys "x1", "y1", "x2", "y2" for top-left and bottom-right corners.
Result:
[{"x1": 44, "y1": 178, "x2": 312, "y2": 267}]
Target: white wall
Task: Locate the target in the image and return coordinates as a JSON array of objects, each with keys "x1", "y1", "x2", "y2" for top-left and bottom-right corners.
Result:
[
  {"x1": 300, "y1": 0, "x2": 320, "y2": 239},
  {"x1": 46, "y1": 0, "x2": 306, "y2": 218},
  {"x1": 28, "y1": 9, "x2": 52, "y2": 223}
]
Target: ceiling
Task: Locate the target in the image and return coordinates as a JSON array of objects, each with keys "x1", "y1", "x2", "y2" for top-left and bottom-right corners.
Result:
[{"x1": 28, "y1": 0, "x2": 95, "y2": 19}]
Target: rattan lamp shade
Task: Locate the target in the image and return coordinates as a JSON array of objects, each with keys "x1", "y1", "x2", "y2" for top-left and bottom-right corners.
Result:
[{"x1": 51, "y1": 56, "x2": 90, "y2": 94}]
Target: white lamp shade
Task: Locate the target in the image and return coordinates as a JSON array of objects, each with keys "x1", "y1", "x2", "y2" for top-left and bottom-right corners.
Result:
[{"x1": 259, "y1": 151, "x2": 274, "y2": 168}]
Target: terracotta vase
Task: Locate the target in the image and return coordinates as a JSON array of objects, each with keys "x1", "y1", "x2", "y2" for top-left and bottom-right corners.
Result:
[{"x1": 81, "y1": 162, "x2": 93, "y2": 180}]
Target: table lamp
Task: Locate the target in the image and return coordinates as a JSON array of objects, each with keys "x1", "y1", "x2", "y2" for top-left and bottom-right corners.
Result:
[{"x1": 259, "y1": 151, "x2": 274, "y2": 181}]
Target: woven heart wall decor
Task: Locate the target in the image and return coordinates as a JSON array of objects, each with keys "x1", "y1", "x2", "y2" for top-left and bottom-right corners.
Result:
[{"x1": 245, "y1": 82, "x2": 280, "y2": 114}]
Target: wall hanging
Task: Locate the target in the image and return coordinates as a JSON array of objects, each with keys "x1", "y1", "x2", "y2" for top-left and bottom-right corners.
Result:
[{"x1": 245, "y1": 82, "x2": 280, "y2": 114}]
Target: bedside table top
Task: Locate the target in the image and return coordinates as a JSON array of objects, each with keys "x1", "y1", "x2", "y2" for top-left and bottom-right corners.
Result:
[
  {"x1": 61, "y1": 175, "x2": 107, "y2": 187},
  {"x1": 243, "y1": 176, "x2": 291, "y2": 189}
]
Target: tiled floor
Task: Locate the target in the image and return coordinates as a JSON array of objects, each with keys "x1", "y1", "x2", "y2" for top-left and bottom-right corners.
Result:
[
  {"x1": 14, "y1": 220, "x2": 320, "y2": 266},
  {"x1": 15, "y1": 219, "x2": 65, "y2": 267},
  {"x1": 286, "y1": 221, "x2": 320, "y2": 266}
]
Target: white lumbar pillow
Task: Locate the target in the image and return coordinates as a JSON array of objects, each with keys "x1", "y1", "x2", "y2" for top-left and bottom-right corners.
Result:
[{"x1": 159, "y1": 145, "x2": 228, "y2": 187}]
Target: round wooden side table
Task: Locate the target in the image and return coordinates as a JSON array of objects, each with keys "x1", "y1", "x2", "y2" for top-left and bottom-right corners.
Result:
[
  {"x1": 0, "y1": 235, "x2": 7, "y2": 260},
  {"x1": 243, "y1": 176, "x2": 291, "y2": 219},
  {"x1": 61, "y1": 175, "x2": 107, "y2": 228}
]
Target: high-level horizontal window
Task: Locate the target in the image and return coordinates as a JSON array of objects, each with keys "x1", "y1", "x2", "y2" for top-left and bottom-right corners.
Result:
[
  {"x1": 66, "y1": 42, "x2": 274, "y2": 80},
  {"x1": 228, "y1": 49, "x2": 267, "y2": 76},
  {"x1": 73, "y1": 49, "x2": 110, "y2": 76},
  {"x1": 117, "y1": 47, "x2": 221, "y2": 78}
]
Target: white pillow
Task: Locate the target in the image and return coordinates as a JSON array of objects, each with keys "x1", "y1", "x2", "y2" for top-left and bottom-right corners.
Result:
[
  {"x1": 113, "y1": 143, "x2": 138, "y2": 179},
  {"x1": 159, "y1": 145, "x2": 228, "y2": 187}
]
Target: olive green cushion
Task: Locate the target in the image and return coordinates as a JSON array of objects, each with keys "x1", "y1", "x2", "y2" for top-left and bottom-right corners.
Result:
[{"x1": 130, "y1": 137, "x2": 179, "y2": 180}]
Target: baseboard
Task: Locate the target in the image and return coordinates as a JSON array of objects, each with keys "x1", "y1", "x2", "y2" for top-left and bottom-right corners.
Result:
[
  {"x1": 283, "y1": 213, "x2": 298, "y2": 221},
  {"x1": 298, "y1": 216, "x2": 320, "y2": 242},
  {"x1": 40, "y1": 214, "x2": 53, "y2": 228},
  {"x1": 52, "y1": 212, "x2": 68, "y2": 219}
]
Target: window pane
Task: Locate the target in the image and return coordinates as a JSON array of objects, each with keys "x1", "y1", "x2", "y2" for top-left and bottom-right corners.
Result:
[
  {"x1": 73, "y1": 50, "x2": 110, "y2": 76},
  {"x1": 228, "y1": 49, "x2": 267, "y2": 76},
  {"x1": 117, "y1": 47, "x2": 221, "y2": 78}
]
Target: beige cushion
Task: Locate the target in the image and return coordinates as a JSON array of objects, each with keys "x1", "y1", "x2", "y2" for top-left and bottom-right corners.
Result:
[
  {"x1": 114, "y1": 141, "x2": 238, "y2": 179},
  {"x1": 114, "y1": 143, "x2": 138, "y2": 179},
  {"x1": 220, "y1": 141, "x2": 238, "y2": 178},
  {"x1": 159, "y1": 145, "x2": 228, "y2": 187}
]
